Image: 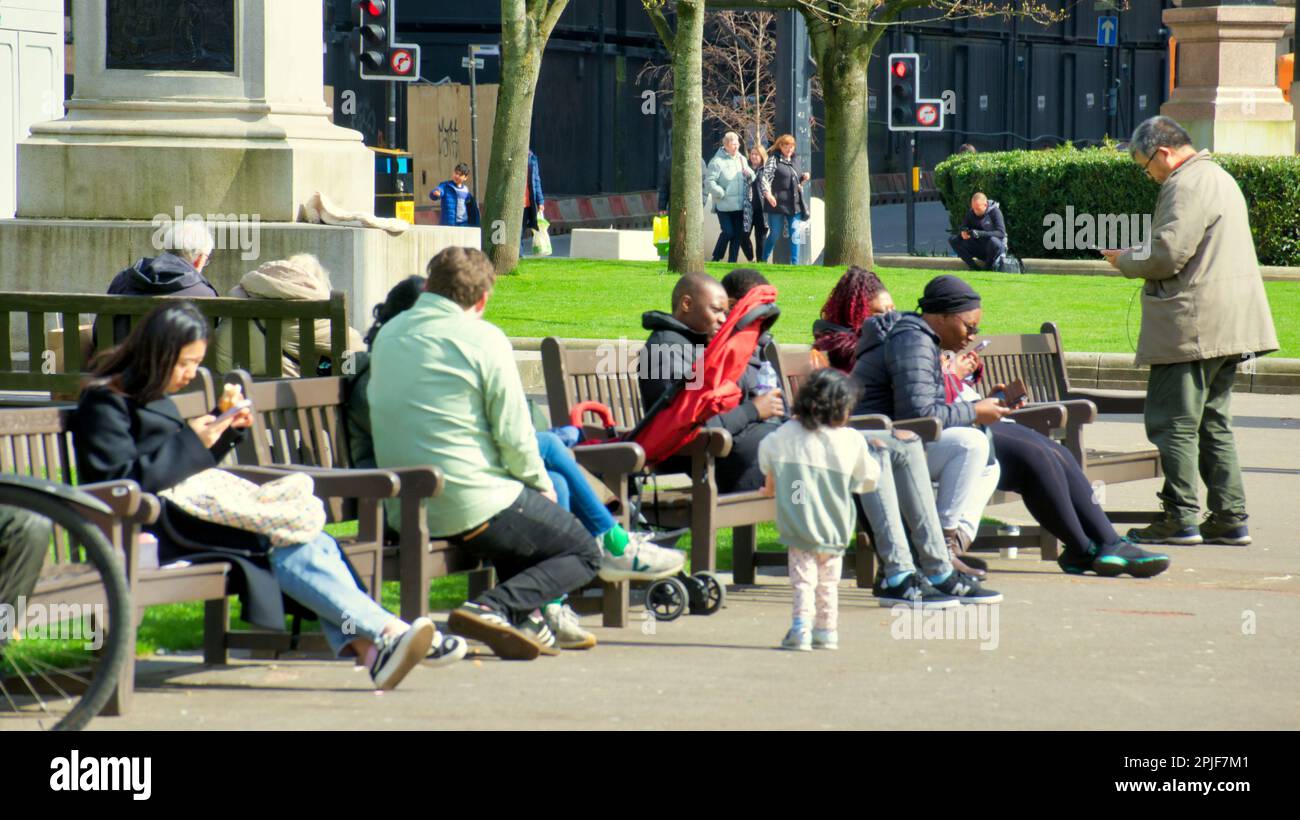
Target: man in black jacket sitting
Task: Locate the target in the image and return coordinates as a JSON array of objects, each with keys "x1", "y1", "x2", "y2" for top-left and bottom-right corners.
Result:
[
  {"x1": 949, "y1": 192, "x2": 1008, "y2": 272},
  {"x1": 639, "y1": 272, "x2": 784, "y2": 492},
  {"x1": 97, "y1": 220, "x2": 221, "y2": 349}
]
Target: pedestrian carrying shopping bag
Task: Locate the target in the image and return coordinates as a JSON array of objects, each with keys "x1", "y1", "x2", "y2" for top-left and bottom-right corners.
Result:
[
  {"x1": 652, "y1": 214, "x2": 670, "y2": 259},
  {"x1": 531, "y1": 216, "x2": 553, "y2": 256}
]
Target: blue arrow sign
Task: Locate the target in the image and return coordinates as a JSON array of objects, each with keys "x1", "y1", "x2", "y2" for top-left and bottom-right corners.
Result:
[{"x1": 1097, "y1": 16, "x2": 1118, "y2": 47}]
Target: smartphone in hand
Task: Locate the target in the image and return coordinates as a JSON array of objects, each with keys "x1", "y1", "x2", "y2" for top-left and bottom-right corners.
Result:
[
  {"x1": 212, "y1": 399, "x2": 252, "y2": 424},
  {"x1": 989, "y1": 379, "x2": 1029, "y2": 409}
]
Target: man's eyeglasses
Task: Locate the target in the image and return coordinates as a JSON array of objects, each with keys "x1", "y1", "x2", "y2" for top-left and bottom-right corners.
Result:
[
  {"x1": 962, "y1": 320, "x2": 980, "y2": 336},
  {"x1": 1142, "y1": 150, "x2": 1160, "y2": 177}
]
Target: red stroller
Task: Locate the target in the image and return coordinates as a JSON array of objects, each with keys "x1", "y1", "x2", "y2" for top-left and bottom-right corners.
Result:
[{"x1": 568, "y1": 285, "x2": 781, "y2": 619}]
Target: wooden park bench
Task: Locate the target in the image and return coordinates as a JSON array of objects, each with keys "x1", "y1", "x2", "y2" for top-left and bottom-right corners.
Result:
[
  {"x1": 0, "y1": 368, "x2": 397, "y2": 714},
  {"x1": 976, "y1": 321, "x2": 1161, "y2": 527},
  {"x1": 222, "y1": 368, "x2": 649, "y2": 628},
  {"x1": 541, "y1": 337, "x2": 777, "y2": 589},
  {"x1": 0, "y1": 291, "x2": 351, "y2": 398},
  {"x1": 774, "y1": 346, "x2": 1068, "y2": 584}
]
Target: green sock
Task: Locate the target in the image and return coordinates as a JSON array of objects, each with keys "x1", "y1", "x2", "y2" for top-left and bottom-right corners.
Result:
[{"x1": 602, "y1": 524, "x2": 629, "y2": 557}]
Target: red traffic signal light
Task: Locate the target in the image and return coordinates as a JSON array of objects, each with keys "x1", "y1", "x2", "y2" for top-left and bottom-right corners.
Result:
[
  {"x1": 363, "y1": 0, "x2": 386, "y2": 17},
  {"x1": 892, "y1": 60, "x2": 909, "y2": 78}
]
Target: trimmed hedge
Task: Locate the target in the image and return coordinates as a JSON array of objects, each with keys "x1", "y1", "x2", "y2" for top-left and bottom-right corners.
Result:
[{"x1": 934, "y1": 145, "x2": 1300, "y2": 267}]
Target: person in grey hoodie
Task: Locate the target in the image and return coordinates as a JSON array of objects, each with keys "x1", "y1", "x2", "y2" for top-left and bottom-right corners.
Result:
[
  {"x1": 704, "y1": 132, "x2": 756, "y2": 264},
  {"x1": 98, "y1": 220, "x2": 220, "y2": 350},
  {"x1": 948, "y1": 192, "x2": 1008, "y2": 271}
]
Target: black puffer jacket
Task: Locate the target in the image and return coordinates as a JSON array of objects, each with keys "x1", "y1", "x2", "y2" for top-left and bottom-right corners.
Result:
[
  {"x1": 849, "y1": 311, "x2": 977, "y2": 428},
  {"x1": 639, "y1": 311, "x2": 760, "y2": 435}
]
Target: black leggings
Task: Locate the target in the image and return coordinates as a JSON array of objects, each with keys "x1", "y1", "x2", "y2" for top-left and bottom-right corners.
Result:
[{"x1": 991, "y1": 422, "x2": 1120, "y2": 555}]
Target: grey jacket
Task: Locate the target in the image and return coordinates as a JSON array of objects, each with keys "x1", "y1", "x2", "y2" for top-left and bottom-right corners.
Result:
[
  {"x1": 1116, "y1": 150, "x2": 1279, "y2": 366},
  {"x1": 849, "y1": 311, "x2": 977, "y2": 428}
]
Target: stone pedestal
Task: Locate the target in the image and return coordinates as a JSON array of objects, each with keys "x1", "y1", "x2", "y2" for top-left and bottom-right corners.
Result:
[
  {"x1": 1162, "y1": 3, "x2": 1296, "y2": 155},
  {"x1": 17, "y1": 0, "x2": 373, "y2": 221}
]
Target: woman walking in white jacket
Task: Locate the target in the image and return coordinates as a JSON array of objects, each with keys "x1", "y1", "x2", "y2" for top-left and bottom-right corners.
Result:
[{"x1": 704, "y1": 132, "x2": 755, "y2": 263}]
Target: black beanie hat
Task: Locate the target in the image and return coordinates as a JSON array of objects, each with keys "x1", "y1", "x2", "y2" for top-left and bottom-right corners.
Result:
[{"x1": 917, "y1": 274, "x2": 981, "y2": 315}]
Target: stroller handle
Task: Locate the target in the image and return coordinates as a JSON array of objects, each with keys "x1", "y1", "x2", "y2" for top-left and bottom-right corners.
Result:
[{"x1": 569, "y1": 401, "x2": 616, "y2": 430}]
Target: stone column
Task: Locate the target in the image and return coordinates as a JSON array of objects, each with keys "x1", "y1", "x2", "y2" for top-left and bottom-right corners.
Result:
[
  {"x1": 1162, "y1": 1, "x2": 1296, "y2": 155},
  {"x1": 17, "y1": 0, "x2": 373, "y2": 221}
]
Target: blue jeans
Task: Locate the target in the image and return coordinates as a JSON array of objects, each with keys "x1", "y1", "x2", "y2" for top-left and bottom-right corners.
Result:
[
  {"x1": 855, "y1": 431, "x2": 951, "y2": 579},
  {"x1": 536, "y1": 431, "x2": 616, "y2": 538},
  {"x1": 270, "y1": 532, "x2": 394, "y2": 657},
  {"x1": 762, "y1": 213, "x2": 801, "y2": 265}
]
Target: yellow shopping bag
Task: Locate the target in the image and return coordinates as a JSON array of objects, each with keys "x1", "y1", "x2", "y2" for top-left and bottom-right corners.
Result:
[{"x1": 653, "y1": 214, "x2": 670, "y2": 259}]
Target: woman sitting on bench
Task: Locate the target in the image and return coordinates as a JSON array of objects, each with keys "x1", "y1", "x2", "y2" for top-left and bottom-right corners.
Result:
[
  {"x1": 73, "y1": 302, "x2": 448, "y2": 689},
  {"x1": 849, "y1": 274, "x2": 1172, "y2": 579}
]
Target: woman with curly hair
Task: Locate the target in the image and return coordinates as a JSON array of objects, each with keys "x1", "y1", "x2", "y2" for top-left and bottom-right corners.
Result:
[{"x1": 813, "y1": 266, "x2": 895, "y2": 373}]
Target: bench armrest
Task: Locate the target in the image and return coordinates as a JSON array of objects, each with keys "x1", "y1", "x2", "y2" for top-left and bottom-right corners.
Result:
[
  {"x1": 1006, "y1": 403, "x2": 1067, "y2": 437},
  {"x1": 224, "y1": 465, "x2": 401, "y2": 499},
  {"x1": 573, "y1": 441, "x2": 646, "y2": 476},
  {"x1": 891, "y1": 416, "x2": 943, "y2": 442},
  {"x1": 1065, "y1": 387, "x2": 1146, "y2": 415},
  {"x1": 674, "y1": 427, "x2": 732, "y2": 459},
  {"x1": 847, "y1": 414, "x2": 892, "y2": 432},
  {"x1": 385, "y1": 465, "x2": 443, "y2": 499}
]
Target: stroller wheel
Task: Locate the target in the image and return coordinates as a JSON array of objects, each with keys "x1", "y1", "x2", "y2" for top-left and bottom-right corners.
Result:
[
  {"x1": 689, "y1": 571, "x2": 726, "y2": 615},
  {"x1": 646, "y1": 577, "x2": 689, "y2": 621}
]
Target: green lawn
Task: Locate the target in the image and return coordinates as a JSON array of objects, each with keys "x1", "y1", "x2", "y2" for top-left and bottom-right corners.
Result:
[{"x1": 489, "y1": 259, "x2": 1300, "y2": 358}]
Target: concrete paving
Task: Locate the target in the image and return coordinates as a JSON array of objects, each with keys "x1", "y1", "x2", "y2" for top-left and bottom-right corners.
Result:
[{"x1": 9, "y1": 394, "x2": 1299, "y2": 730}]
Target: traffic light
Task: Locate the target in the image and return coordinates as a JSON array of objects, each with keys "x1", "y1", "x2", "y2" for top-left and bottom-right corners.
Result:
[
  {"x1": 353, "y1": 0, "x2": 421, "y2": 82},
  {"x1": 887, "y1": 52, "x2": 943, "y2": 132}
]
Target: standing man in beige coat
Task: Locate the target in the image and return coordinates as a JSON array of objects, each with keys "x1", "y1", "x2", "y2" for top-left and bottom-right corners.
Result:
[{"x1": 1102, "y1": 116, "x2": 1278, "y2": 547}]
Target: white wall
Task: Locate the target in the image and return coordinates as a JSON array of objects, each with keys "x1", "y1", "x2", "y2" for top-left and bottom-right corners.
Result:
[{"x1": 0, "y1": 0, "x2": 64, "y2": 218}]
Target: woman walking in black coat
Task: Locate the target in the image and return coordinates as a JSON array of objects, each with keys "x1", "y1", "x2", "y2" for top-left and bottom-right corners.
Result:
[
  {"x1": 73, "y1": 303, "x2": 446, "y2": 689},
  {"x1": 760, "y1": 133, "x2": 811, "y2": 265},
  {"x1": 740, "y1": 144, "x2": 769, "y2": 262}
]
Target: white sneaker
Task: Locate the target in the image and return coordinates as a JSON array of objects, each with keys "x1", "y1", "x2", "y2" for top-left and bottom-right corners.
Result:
[
  {"x1": 812, "y1": 629, "x2": 838, "y2": 650},
  {"x1": 598, "y1": 531, "x2": 686, "y2": 582},
  {"x1": 542, "y1": 602, "x2": 597, "y2": 650},
  {"x1": 780, "y1": 627, "x2": 812, "y2": 652}
]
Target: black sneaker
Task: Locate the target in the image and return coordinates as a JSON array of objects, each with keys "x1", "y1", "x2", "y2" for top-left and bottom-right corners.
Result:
[
  {"x1": 1057, "y1": 547, "x2": 1096, "y2": 575},
  {"x1": 518, "y1": 611, "x2": 562, "y2": 656},
  {"x1": 1093, "y1": 538, "x2": 1171, "y2": 578},
  {"x1": 874, "y1": 573, "x2": 960, "y2": 610},
  {"x1": 932, "y1": 571, "x2": 1003, "y2": 604},
  {"x1": 447, "y1": 602, "x2": 541, "y2": 661},
  {"x1": 369, "y1": 617, "x2": 436, "y2": 690},
  {"x1": 424, "y1": 631, "x2": 469, "y2": 668}
]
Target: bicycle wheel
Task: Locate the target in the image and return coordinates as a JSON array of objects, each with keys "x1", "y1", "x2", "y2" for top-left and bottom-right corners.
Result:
[{"x1": 0, "y1": 484, "x2": 131, "y2": 731}]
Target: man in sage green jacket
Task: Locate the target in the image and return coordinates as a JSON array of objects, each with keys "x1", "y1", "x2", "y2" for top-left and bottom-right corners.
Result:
[
  {"x1": 1103, "y1": 116, "x2": 1278, "y2": 547},
  {"x1": 368, "y1": 246, "x2": 599, "y2": 661}
]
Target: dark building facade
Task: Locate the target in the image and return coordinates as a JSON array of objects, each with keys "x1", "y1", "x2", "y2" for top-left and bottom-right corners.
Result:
[{"x1": 325, "y1": 0, "x2": 1172, "y2": 197}]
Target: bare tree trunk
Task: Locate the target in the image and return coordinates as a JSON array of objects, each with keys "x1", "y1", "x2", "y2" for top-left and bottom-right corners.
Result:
[
  {"x1": 805, "y1": 17, "x2": 877, "y2": 268},
  {"x1": 483, "y1": 0, "x2": 569, "y2": 275},
  {"x1": 658, "y1": 1, "x2": 707, "y2": 274}
]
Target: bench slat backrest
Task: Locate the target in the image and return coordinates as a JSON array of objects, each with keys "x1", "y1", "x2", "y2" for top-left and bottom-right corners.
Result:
[
  {"x1": 0, "y1": 292, "x2": 349, "y2": 395},
  {"x1": 228, "y1": 370, "x2": 352, "y2": 522},
  {"x1": 974, "y1": 322, "x2": 1069, "y2": 404},
  {"x1": 542, "y1": 338, "x2": 647, "y2": 431}
]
